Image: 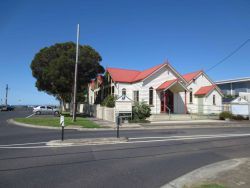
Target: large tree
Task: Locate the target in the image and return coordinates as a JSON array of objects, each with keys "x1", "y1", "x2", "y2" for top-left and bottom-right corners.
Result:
[{"x1": 31, "y1": 42, "x2": 104, "y2": 108}]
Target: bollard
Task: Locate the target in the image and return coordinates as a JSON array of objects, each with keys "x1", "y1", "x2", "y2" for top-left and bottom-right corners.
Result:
[
  {"x1": 60, "y1": 115, "x2": 65, "y2": 141},
  {"x1": 62, "y1": 126, "x2": 64, "y2": 141},
  {"x1": 116, "y1": 115, "x2": 120, "y2": 138}
]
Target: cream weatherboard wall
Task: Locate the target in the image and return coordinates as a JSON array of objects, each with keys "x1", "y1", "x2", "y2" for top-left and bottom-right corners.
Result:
[
  {"x1": 184, "y1": 73, "x2": 222, "y2": 114},
  {"x1": 173, "y1": 92, "x2": 185, "y2": 114},
  {"x1": 186, "y1": 73, "x2": 212, "y2": 113},
  {"x1": 114, "y1": 66, "x2": 178, "y2": 114},
  {"x1": 89, "y1": 65, "x2": 223, "y2": 115},
  {"x1": 204, "y1": 90, "x2": 222, "y2": 114},
  {"x1": 142, "y1": 66, "x2": 177, "y2": 114}
]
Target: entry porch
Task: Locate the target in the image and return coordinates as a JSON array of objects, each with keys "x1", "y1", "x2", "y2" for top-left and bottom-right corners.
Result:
[{"x1": 155, "y1": 79, "x2": 188, "y2": 114}]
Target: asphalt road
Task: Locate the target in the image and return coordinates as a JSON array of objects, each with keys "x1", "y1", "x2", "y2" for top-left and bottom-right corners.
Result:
[{"x1": 1, "y1": 110, "x2": 250, "y2": 188}]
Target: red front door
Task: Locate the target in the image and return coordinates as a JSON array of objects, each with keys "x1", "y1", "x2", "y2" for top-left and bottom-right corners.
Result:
[{"x1": 161, "y1": 90, "x2": 174, "y2": 113}]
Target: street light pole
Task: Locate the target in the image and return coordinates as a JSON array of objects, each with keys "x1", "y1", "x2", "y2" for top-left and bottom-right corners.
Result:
[{"x1": 72, "y1": 24, "x2": 80, "y2": 122}]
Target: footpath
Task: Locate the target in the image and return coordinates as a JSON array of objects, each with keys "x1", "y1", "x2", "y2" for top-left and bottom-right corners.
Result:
[{"x1": 162, "y1": 158, "x2": 250, "y2": 188}]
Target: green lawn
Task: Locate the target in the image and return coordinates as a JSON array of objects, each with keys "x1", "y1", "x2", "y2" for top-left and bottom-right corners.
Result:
[
  {"x1": 14, "y1": 116, "x2": 101, "y2": 128},
  {"x1": 192, "y1": 184, "x2": 226, "y2": 188}
]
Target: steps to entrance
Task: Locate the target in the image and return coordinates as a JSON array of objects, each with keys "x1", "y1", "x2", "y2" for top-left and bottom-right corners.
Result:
[{"x1": 148, "y1": 114, "x2": 219, "y2": 122}]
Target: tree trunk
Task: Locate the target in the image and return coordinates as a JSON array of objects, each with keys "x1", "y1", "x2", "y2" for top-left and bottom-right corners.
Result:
[{"x1": 58, "y1": 95, "x2": 67, "y2": 112}]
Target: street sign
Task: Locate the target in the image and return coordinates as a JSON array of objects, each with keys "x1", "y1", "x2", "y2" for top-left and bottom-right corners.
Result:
[
  {"x1": 115, "y1": 95, "x2": 133, "y2": 138},
  {"x1": 60, "y1": 115, "x2": 65, "y2": 141},
  {"x1": 60, "y1": 115, "x2": 65, "y2": 127},
  {"x1": 115, "y1": 95, "x2": 133, "y2": 112}
]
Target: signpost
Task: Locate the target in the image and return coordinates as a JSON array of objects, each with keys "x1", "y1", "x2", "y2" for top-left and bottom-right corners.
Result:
[
  {"x1": 115, "y1": 95, "x2": 133, "y2": 138},
  {"x1": 116, "y1": 115, "x2": 120, "y2": 138},
  {"x1": 60, "y1": 115, "x2": 65, "y2": 141}
]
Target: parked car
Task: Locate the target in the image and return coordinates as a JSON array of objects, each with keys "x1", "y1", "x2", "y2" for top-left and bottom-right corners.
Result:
[
  {"x1": 0, "y1": 105, "x2": 15, "y2": 111},
  {"x1": 33, "y1": 106, "x2": 59, "y2": 115}
]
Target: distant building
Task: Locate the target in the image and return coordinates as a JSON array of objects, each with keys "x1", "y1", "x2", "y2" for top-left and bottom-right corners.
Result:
[{"x1": 215, "y1": 77, "x2": 250, "y2": 96}]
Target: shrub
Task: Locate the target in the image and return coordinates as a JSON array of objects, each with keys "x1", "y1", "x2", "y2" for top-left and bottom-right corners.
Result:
[
  {"x1": 101, "y1": 95, "x2": 116, "y2": 108},
  {"x1": 219, "y1": 111, "x2": 233, "y2": 120},
  {"x1": 232, "y1": 115, "x2": 246, "y2": 121},
  {"x1": 132, "y1": 102, "x2": 151, "y2": 120},
  {"x1": 129, "y1": 119, "x2": 150, "y2": 123}
]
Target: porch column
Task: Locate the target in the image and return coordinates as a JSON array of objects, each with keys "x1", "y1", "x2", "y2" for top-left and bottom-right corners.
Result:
[
  {"x1": 184, "y1": 91, "x2": 187, "y2": 114},
  {"x1": 164, "y1": 91, "x2": 166, "y2": 113}
]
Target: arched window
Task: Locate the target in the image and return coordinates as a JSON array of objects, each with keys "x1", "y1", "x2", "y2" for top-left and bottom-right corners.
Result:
[
  {"x1": 213, "y1": 95, "x2": 216, "y2": 105},
  {"x1": 149, "y1": 87, "x2": 153, "y2": 105},
  {"x1": 189, "y1": 88, "x2": 193, "y2": 104},
  {"x1": 122, "y1": 88, "x2": 126, "y2": 96}
]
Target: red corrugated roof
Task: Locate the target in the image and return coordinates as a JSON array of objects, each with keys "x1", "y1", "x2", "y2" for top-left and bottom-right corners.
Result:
[
  {"x1": 106, "y1": 63, "x2": 167, "y2": 83},
  {"x1": 195, "y1": 85, "x2": 216, "y2": 96},
  {"x1": 133, "y1": 63, "x2": 166, "y2": 82},
  {"x1": 182, "y1": 70, "x2": 202, "y2": 83},
  {"x1": 156, "y1": 79, "x2": 177, "y2": 90},
  {"x1": 106, "y1": 68, "x2": 140, "y2": 83}
]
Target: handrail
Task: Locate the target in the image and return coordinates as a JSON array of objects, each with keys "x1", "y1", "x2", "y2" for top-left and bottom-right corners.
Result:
[
  {"x1": 187, "y1": 107, "x2": 193, "y2": 119},
  {"x1": 165, "y1": 106, "x2": 171, "y2": 120}
]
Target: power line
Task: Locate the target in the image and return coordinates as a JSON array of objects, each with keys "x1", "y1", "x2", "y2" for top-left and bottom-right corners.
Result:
[{"x1": 206, "y1": 39, "x2": 250, "y2": 72}]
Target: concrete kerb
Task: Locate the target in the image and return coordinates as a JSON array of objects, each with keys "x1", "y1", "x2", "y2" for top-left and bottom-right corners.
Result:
[
  {"x1": 161, "y1": 158, "x2": 248, "y2": 188},
  {"x1": 47, "y1": 137, "x2": 128, "y2": 146},
  {"x1": 7, "y1": 118, "x2": 250, "y2": 131}
]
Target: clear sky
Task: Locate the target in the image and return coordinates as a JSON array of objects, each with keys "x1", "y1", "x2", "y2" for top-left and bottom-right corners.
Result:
[{"x1": 0, "y1": 0, "x2": 250, "y2": 105}]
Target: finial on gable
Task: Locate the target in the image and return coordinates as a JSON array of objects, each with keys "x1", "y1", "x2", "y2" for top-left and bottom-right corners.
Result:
[{"x1": 164, "y1": 58, "x2": 170, "y2": 65}]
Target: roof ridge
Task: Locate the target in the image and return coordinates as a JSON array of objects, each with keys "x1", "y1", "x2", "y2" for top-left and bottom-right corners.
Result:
[
  {"x1": 107, "y1": 67, "x2": 141, "y2": 72},
  {"x1": 182, "y1": 69, "x2": 203, "y2": 76},
  {"x1": 133, "y1": 63, "x2": 168, "y2": 81},
  {"x1": 141, "y1": 62, "x2": 167, "y2": 71}
]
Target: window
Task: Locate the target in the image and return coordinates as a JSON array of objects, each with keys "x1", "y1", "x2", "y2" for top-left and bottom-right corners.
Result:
[
  {"x1": 213, "y1": 95, "x2": 216, "y2": 105},
  {"x1": 149, "y1": 87, "x2": 153, "y2": 105},
  {"x1": 47, "y1": 106, "x2": 52, "y2": 110},
  {"x1": 112, "y1": 86, "x2": 114, "y2": 95},
  {"x1": 133, "y1": 91, "x2": 139, "y2": 102},
  {"x1": 40, "y1": 106, "x2": 45, "y2": 109},
  {"x1": 189, "y1": 88, "x2": 193, "y2": 103},
  {"x1": 122, "y1": 88, "x2": 126, "y2": 96}
]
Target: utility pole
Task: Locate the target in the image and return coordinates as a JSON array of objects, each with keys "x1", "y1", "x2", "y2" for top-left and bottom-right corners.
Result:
[
  {"x1": 5, "y1": 84, "x2": 8, "y2": 107},
  {"x1": 72, "y1": 24, "x2": 80, "y2": 122}
]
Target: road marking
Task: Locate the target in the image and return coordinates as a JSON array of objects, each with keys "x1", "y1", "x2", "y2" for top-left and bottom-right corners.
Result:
[
  {"x1": 0, "y1": 142, "x2": 47, "y2": 147},
  {"x1": 0, "y1": 133, "x2": 250, "y2": 149},
  {"x1": 0, "y1": 144, "x2": 76, "y2": 149},
  {"x1": 129, "y1": 134, "x2": 250, "y2": 140},
  {"x1": 25, "y1": 113, "x2": 35, "y2": 118},
  {"x1": 128, "y1": 133, "x2": 250, "y2": 144}
]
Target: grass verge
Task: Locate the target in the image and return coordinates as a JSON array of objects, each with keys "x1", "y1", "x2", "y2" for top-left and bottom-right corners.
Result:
[
  {"x1": 14, "y1": 116, "x2": 101, "y2": 128},
  {"x1": 192, "y1": 184, "x2": 226, "y2": 188}
]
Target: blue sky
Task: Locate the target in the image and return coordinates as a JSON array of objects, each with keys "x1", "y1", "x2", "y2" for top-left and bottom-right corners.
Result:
[{"x1": 0, "y1": 0, "x2": 250, "y2": 105}]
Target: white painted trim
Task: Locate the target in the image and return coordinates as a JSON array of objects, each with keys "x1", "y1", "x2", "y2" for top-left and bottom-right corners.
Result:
[
  {"x1": 167, "y1": 63, "x2": 188, "y2": 84},
  {"x1": 216, "y1": 77, "x2": 250, "y2": 84},
  {"x1": 141, "y1": 63, "x2": 167, "y2": 82},
  {"x1": 159, "y1": 80, "x2": 188, "y2": 92},
  {"x1": 142, "y1": 63, "x2": 188, "y2": 84}
]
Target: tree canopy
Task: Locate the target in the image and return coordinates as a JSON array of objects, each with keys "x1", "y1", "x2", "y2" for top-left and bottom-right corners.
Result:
[{"x1": 31, "y1": 42, "x2": 104, "y2": 104}]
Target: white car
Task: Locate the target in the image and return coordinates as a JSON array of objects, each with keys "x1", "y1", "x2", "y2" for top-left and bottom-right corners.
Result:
[{"x1": 33, "y1": 106, "x2": 60, "y2": 115}]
